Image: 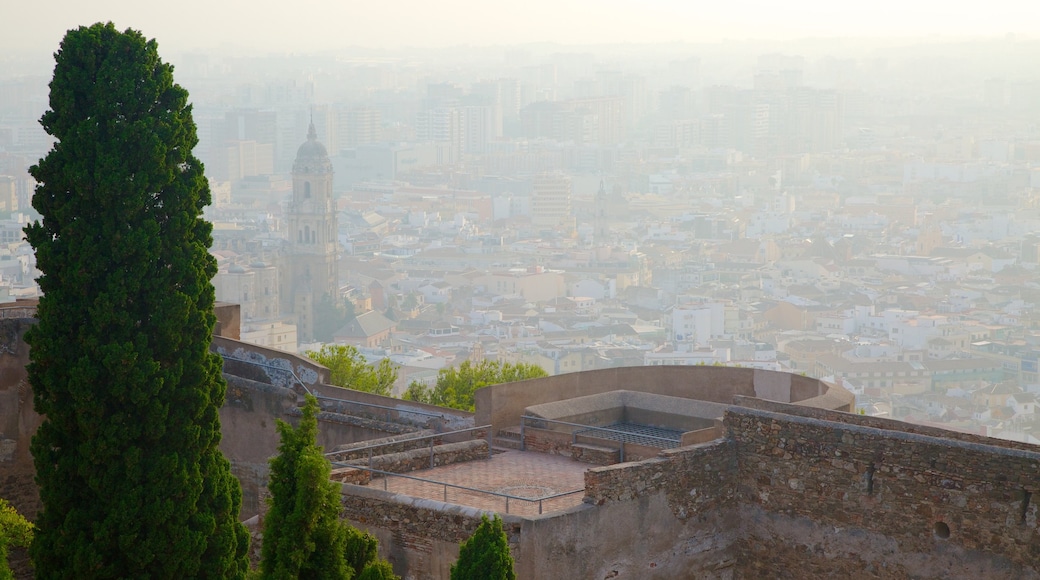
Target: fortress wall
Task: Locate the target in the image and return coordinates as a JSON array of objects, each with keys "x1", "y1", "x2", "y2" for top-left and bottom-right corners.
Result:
[
  {"x1": 222, "y1": 374, "x2": 426, "y2": 519},
  {"x1": 213, "y1": 336, "x2": 328, "y2": 388},
  {"x1": 336, "y1": 439, "x2": 742, "y2": 580},
  {"x1": 0, "y1": 318, "x2": 41, "y2": 520},
  {"x1": 516, "y1": 439, "x2": 741, "y2": 579},
  {"x1": 727, "y1": 406, "x2": 1040, "y2": 578},
  {"x1": 338, "y1": 484, "x2": 523, "y2": 580},
  {"x1": 734, "y1": 395, "x2": 1040, "y2": 453},
  {"x1": 313, "y1": 385, "x2": 474, "y2": 432}
]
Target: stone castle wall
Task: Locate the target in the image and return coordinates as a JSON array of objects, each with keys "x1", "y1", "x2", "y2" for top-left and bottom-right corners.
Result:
[
  {"x1": 343, "y1": 401, "x2": 1040, "y2": 579},
  {"x1": 729, "y1": 405, "x2": 1040, "y2": 578}
]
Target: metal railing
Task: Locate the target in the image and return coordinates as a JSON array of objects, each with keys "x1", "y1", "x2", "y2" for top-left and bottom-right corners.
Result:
[
  {"x1": 333, "y1": 463, "x2": 584, "y2": 515},
  {"x1": 519, "y1": 415, "x2": 681, "y2": 463},
  {"x1": 325, "y1": 425, "x2": 493, "y2": 464}
]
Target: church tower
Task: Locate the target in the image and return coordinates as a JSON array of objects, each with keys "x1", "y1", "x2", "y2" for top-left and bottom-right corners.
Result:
[{"x1": 281, "y1": 121, "x2": 338, "y2": 341}]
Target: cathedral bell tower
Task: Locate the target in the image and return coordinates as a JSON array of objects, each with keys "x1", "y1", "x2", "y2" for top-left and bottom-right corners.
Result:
[{"x1": 280, "y1": 120, "x2": 338, "y2": 341}]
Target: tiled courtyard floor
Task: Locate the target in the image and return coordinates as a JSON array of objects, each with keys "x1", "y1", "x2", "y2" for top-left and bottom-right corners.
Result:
[{"x1": 363, "y1": 450, "x2": 590, "y2": 517}]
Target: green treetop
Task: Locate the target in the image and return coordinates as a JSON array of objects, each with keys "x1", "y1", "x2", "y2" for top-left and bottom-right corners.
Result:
[
  {"x1": 450, "y1": 514, "x2": 515, "y2": 580},
  {"x1": 403, "y1": 360, "x2": 547, "y2": 411},
  {"x1": 25, "y1": 22, "x2": 248, "y2": 577},
  {"x1": 307, "y1": 344, "x2": 398, "y2": 397}
]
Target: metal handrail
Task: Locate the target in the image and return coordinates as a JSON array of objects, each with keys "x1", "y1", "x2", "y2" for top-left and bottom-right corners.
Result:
[
  {"x1": 519, "y1": 415, "x2": 682, "y2": 463},
  {"x1": 333, "y1": 463, "x2": 584, "y2": 515}
]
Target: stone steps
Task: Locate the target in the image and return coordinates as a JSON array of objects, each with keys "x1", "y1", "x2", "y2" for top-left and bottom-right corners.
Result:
[{"x1": 492, "y1": 426, "x2": 524, "y2": 453}]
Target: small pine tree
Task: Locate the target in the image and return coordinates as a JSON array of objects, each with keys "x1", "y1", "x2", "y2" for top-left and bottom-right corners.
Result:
[
  {"x1": 356, "y1": 560, "x2": 398, "y2": 580},
  {"x1": 450, "y1": 514, "x2": 515, "y2": 580},
  {"x1": 260, "y1": 395, "x2": 400, "y2": 580},
  {"x1": 261, "y1": 394, "x2": 350, "y2": 579}
]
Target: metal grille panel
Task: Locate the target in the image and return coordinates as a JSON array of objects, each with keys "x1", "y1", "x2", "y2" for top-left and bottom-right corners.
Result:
[{"x1": 574, "y1": 422, "x2": 683, "y2": 449}]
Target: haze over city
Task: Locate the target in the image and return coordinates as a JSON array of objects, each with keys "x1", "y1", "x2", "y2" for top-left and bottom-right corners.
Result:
[
  {"x1": 3, "y1": 0, "x2": 1040, "y2": 56},
  {"x1": 5, "y1": 2, "x2": 1040, "y2": 443}
]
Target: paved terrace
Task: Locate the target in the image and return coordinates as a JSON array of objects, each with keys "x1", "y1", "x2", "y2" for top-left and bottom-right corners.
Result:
[{"x1": 362, "y1": 450, "x2": 589, "y2": 517}]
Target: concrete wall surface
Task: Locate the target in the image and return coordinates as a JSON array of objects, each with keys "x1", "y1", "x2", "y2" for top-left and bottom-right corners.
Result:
[{"x1": 475, "y1": 366, "x2": 851, "y2": 429}]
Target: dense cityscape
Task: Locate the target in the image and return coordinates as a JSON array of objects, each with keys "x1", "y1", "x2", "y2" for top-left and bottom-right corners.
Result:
[{"x1": 4, "y1": 35, "x2": 1040, "y2": 444}]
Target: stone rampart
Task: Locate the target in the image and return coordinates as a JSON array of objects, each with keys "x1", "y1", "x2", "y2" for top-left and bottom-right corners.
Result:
[
  {"x1": 340, "y1": 484, "x2": 523, "y2": 580},
  {"x1": 348, "y1": 400, "x2": 1040, "y2": 579},
  {"x1": 727, "y1": 405, "x2": 1040, "y2": 578},
  {"x1": 342, "y1": 440, "x2": 489, "y2": 474},
  {"x1": 327, "y1": 431, "x2": 437, "y2": 462}
]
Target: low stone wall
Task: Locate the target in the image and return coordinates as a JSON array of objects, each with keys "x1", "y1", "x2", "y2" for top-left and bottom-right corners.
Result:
[
  {"x1": 340, "y1": 484, "x2": 522, "y2": 580},
  {"x1": 327, "y1": 430, "x2": 437, "y2": 462},
  {"x1": 344, "y1": 440, "x2": 489, "y2": 475},
  {"x1": 331, "y1": 466, "x2": 372, "y2": 485},
  {"x1": 571, "y1": 443, "x2": 619, "y2": 465},
  {"x1": 521, "y1": 427, "x2": 573, "y2": 456},
  {"x1": 584, "y1": 439, "x2": 738, "y2": 509}
]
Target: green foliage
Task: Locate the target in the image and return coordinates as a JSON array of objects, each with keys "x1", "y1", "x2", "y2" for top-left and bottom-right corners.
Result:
[
  {"x1": 261, "y1": 395, "x2": 399, "y2": 580},
  {"x1": 449, "y1": 514, "x2": 515, "y2": 580},
  {"x1": 307, "y1": 344, "x2": 397, "y2": 397},
  {"x1": 403, "y1": 360, "x2": 547, "y2": 411},
  {"x1": 343, "y1": 526, "x2": 378, "y2": 577},
  {"x1": 313, "y1": 294, "x2": 356, "y2": 343},
  {"x1": 0, "y1": 499, "x2": 34, "y2": 580},
  {"x1": 356, "y1": 560, "x2": 399, "y2": 580},
  {"x1": 261, "y1": 394, "x2": 350, "y2": 579},
  {"x1": 24, "y1": 22, "x2": 248, "y2": 578}
]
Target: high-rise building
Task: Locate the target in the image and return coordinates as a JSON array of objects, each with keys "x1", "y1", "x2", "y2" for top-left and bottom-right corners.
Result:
[
  {"x1": 279, "y1": 122, "x2": 338, "y2": 341},
  {"x1": 532, "y1": 172, "x2": 573, "y2": 230}
]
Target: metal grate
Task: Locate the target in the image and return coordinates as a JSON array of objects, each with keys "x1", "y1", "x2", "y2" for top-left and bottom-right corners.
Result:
[{"x1": 574, "y1": 422, "x2": 683, "y2": 449}]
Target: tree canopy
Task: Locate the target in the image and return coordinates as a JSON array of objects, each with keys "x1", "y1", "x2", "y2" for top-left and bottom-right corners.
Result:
[
  {"x1": 24, "y1": 22, "x2": 248, "y2": 577},
  {"x1": 449, "y1": 514, "x2": 515, "y2": 580},
  {"x1": 307, "y1": 344, "x2": 397, "y2": 397},
  {"x1": 261, "y1": 395, "x2": 399, "y2": 580},
  {"x1": 403, "y1": 360, "x2": 547, "y2": 411}
]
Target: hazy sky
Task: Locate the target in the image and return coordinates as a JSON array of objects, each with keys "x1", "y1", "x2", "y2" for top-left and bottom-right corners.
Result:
[{"x1": 3, "y1": 0, "x2": 1038, "y2": 56}]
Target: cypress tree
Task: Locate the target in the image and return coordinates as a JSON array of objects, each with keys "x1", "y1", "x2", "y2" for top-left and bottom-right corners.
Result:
[
  {"x1": 261, "y1": 395, "x2": 399, "y2": 580},
  {"x1": 25, "y1": 22, "x2": 248, "y2": 578},
  {"x1": 260, "y1": 394, "x2": 351, "y2": 579},
  {"x1": 450, "y1": 514, "x2": 515, "y2": 580}
]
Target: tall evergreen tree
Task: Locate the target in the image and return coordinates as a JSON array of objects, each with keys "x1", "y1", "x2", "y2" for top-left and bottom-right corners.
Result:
[
  {"x1": 261, "y1": 395, "x2": 399, "y2": 580},
  {"x1": 25, "y1": 22, "x2": 248, "y2": 577},
  {"x1": 450, "y1": 514, "x2": 515, "y2": 580},
  {"x1": 261, "y1": 394, "x2": 351, "y2": 579}
]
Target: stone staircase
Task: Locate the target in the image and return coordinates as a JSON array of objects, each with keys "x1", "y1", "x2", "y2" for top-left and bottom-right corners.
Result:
[{"x1": 492, "y1": 426, "x2": 523, "y2": 453}]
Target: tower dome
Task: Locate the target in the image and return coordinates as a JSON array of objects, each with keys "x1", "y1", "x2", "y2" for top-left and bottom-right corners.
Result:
[{"x1": 293, "y1": 120, "x2": 332, "y2": 174}]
